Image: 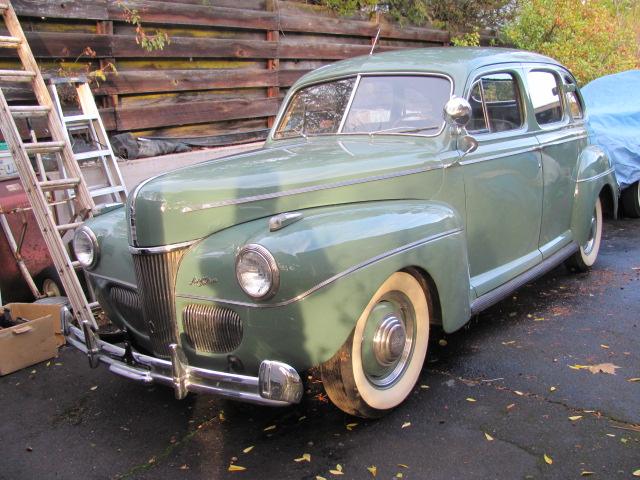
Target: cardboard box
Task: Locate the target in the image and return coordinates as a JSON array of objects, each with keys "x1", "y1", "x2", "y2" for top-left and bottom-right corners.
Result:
[
  {"x1": 3, "y1": 303, "x2": 65, "y2": 347},
  {"x1": 0, "y1": 303, "x2": 61, "y2": 376}
]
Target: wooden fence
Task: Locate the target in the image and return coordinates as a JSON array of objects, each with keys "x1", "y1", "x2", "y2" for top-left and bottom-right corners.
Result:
[{"x1": 4, "y1": 0, "x2": 495, "y2": 147}]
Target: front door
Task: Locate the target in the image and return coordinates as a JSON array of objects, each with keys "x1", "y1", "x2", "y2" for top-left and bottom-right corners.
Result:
[{"x1": 461, "y1": 68, "x2": 543, "y2": 297}]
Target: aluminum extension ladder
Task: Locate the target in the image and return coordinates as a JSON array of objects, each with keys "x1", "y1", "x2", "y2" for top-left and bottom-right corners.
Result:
[
  {"x1": 48, "y1": 78, "x2": 127, "y2": 205},
  {"x1": 0, "y1": 1, "x2": 98, "y2": 329}
]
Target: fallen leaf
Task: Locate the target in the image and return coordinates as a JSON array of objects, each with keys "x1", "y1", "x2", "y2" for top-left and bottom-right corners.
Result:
[
  {"x1": 569, "y1": 363, "x2": 621, "y2": 375},
  {"x1": 179, "y1": 464, "x2": 189, "y2": 470},
  {"x1": 502, "y1": 340, "x2": 516, "y2": 345},
  {"x1": 397, "y1": 464, "x2": 409, "y2": 469},
  {"x1": 316, "y1": 477, "x2": 327, "y2": 480},
  {"x1": 533, "y1": 317, "x2": 546, "y2": 321},
  {"x1": 514, "y1": 391, "x2": 524, "y2": 396},
  {"x1": 569, "y1": 416, "x2": 583, "y2": 421},
  {"x1": 242, "y1": 446, "x2": 254, "y2": 454},
  {"x1": 628, "y1": 378, "x2": 640, "y2": 382},
  {"x1": 506, "y1": 403, "x2": 516, "y2": 410},
  {"x1": 438, "y1": 339, "x2": 448, "y2": 346},
  {"x1": 219, "y1": 411, "x2": 226, "y2": 422},
  {"x1": 298, "y1": 416, "x2": 307, "y2": 421},
  {"x1": 621, "y1": 438, "x2": 628, "y2": 444},
  {"x1": 466, "y1": 397, "x2": 477, "y2": 402},
  {"x1": 580, "y1": 471, "x2": 594, "y2": 476},
  {"x1": 543, "y1": 454, "x2": 553, "y2": 465},
  {"x1": 420, "y1": 385, "x2": 429, "y2": 389},
  {"x1": 396, "y1": 474, "x2": 403, "y2": 479},
  {"x1": 294, "y1": 453, "x2": 311, "y2": 463},
  {"x1": 46, "y1": 361, "x2": 51, "y2": 367},
  {"x1": 401, "y1": 422, "x2": 411, "y2": 428},
  {"x1": 346, "y1": 423, "x2": 358, "y2": 431},
  {"x1": 263, "y1": 425, "x2": 276, "y2": 431},
  {"x1": 485, "y1": 432, "x2": 494, "y2": 441},
  {"x1": 633, "y1": 469, "x2": 640, "y2": 477},
  {"x1": 228, "y1": 465, "x2": 246, "y2": 472},
  {"x1": 600, "y1": 344, "x2": 610, "y2": 349},
  {"x1": 329, "y1": 464, "x2": 344, "y2": 475},
  {"x1": 549, "y1": 386, "x2": 557, "y2": 392},
  {"x1": 90, "y1": 386, "x2": 98, "y2": 391},
  {"x1": 367, "y1": 465, "x2": 377, "y2": 477}
]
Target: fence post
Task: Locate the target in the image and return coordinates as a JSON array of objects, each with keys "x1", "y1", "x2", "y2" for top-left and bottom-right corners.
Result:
[
  {"x1": 266, "y1": 0, "x2": 280, "y2": 129},
  {"x1": 96, "y1": 20, "x2": 118, "y2": 110}
]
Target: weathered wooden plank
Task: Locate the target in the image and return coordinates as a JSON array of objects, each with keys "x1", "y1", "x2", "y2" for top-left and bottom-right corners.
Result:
[
  {"x1": 107, "y1": 1, "x2": 277, "y2": 31},
  {"x1": 0, "y1": 32, "x2": 113, "y2": 58},
  {"x1": 115, "y1": 97, "x2": 280, "y2": 130},
  {"x1": 93, "y1": 69, "x2": 278, "y2": 95},
  {"x1": 144, "y1": 0, "x2": 267, "y2": 10},
  {"x1": 279, "y1": 69, "x2": 309, "y2": 87},
  {"x1": 111, "y1": 35, "x2": 277, "y2": 58},
  {"x1": 13, "y1": 0, "x2": 108, "y2": 21},
  {"x1": 278, "y1": 41, "x2": 399, "y2": 60}
]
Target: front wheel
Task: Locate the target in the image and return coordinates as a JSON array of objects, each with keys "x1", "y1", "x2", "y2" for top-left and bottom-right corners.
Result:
[
  {"x1": 565, "y1": 197, "x2": 603, "y2": 272},
  {"x1": 321, "y1": 271, "x2": 430, "y2": 418}
]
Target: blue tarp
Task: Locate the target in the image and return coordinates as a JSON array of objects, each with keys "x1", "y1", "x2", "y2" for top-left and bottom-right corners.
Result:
[{"x1": 582, "y1": 70, "x2": 640, "y2": 189}]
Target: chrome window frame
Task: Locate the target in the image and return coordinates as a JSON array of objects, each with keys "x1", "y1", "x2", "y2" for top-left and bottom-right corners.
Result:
[{"x1": 271, "y1": 72, "x2": 454, "y2": 141}]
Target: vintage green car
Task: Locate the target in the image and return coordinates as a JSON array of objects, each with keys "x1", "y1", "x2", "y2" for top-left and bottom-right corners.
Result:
[{"x1": 67, "y1": 48, "x2": 618, "y2": 418}]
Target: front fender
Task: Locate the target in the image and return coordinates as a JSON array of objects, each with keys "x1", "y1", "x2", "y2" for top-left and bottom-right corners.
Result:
[
  {"x1": 572, "y1": 146, "x2": 619, "y2": 245},
  {"x1": 175, "y1": 200, "x2": 471, "y2": 373}
]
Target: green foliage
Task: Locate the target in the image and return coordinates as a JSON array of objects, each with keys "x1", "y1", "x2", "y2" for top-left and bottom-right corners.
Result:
[
  {"x1": 118, "y1": 1, "x2": 170, "y2": 52},
  {"x1": 451, "y1": 31, "x2": 481, "y2": 47},
  {"x1": 310, "y1": 0, "x2": 514, "y2": 33},
  {"x1": 504, "y1": 0, "x2": 638, "y2": 84}
]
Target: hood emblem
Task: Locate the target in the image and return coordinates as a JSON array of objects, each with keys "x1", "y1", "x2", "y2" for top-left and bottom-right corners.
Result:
[{"x1": 269, "y1": 212, "x2": 303, "y2": 232}]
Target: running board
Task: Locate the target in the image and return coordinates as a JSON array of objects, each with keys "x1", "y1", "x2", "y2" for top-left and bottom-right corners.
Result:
[{"x1": 470, "y1": 242, "x2": 578, "y2": 315}]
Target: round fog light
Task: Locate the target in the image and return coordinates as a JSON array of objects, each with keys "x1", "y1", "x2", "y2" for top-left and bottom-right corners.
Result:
[{"x1": 235, "y1": 244, "x2": 279, "y2": 300}]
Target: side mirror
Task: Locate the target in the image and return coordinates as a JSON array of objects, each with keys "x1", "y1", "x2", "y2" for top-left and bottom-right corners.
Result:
[{"x1": 443, "y1": 96, "x2": 472, "y2": 128}]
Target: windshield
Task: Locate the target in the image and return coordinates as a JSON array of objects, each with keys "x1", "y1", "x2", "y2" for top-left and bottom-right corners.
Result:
[{"x1": 274, "y1": 75, "x2": 451, "y2": 139}]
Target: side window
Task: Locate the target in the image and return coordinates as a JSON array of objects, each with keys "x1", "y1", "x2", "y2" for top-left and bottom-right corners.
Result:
[
  {"x1": 564, "y1": 75, "x2": 584, "y2": 120},
  {"x1": 467, "y1": 72, "x2": 523, "y2": 134},
  {"x1": 528, "y1": 70, "x2": 563, "y2": 126}
]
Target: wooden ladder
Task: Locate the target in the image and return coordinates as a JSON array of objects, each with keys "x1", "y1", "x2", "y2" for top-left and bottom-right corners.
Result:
[{"x1": 0, "y1": 1, "x2": 97, "y2": 329}]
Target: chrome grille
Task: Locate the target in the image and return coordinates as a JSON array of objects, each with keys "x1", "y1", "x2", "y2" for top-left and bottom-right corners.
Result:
[
  {"x1": 183, "y1": 304, "x2": 243, "y2": 353},
  {"x1": 109, "y1": 286, "x2": 146, "y2": 334},
  {"x1": 132, "y1": 247, "x2": 188, "y2": 358}
]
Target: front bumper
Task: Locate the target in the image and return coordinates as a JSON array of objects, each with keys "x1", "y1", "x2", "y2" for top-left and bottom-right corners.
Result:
[{"x1": 64, "y1": 321, "x2": 303, "y2": 406}]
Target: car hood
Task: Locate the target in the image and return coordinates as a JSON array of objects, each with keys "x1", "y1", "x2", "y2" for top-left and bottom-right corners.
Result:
[{"x1": 128, "y1": 136, "x2": 446, "y2": 246}]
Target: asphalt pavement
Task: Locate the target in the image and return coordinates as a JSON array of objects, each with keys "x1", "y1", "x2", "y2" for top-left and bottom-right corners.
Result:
[{"x1": 1, "y1": 218, "x2": 638, "y2": 480}]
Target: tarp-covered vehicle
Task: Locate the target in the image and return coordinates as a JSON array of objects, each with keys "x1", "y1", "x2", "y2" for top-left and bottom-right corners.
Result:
[{"x1": 582, "y1": 70, "x2": 640, "y2": 217}]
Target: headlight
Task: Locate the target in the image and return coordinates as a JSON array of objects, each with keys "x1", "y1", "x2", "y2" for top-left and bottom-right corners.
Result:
[
  {"x1": 235, "y1": 244, "x2": 279, "y2": 300},
  {"x1": 73, "y1": 226, "x2": 99, "y2": 269}
]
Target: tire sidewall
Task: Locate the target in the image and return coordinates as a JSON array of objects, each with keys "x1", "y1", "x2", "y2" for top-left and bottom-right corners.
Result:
[
  {"x1": 351, "y1": 272, "x2": 429, "y2": 411},
  {"x1": 579, "y1": 197, "x2": 603, "y2": 267}
]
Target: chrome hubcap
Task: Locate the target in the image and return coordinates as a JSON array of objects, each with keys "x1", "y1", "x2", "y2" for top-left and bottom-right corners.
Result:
[
  {"x1": 373, "y1": 315, "x2": 407, "y2": 366},
  {"x1": 361, "y1": 292, "x2": 415, "y2": 388},
  {"x1": 583, "y1": 209, "x2": 597, "y2": 255}
]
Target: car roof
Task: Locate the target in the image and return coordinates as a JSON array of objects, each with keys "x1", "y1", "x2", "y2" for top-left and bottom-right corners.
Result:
[{"x1": 297, "y1": 47, "x2": 562, "y2": 88}]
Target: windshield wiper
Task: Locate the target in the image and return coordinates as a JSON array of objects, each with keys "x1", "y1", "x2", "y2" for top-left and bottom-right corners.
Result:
[{"x1": 368, "y1": 125, "x2": 441, "y2": 136}]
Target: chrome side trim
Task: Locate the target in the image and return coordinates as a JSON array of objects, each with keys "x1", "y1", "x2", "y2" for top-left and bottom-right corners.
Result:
[
  {"x1": 470, "y1": 242, "x2": 578, "y2": 315},
  {"x1": 129, "y1": 239, "x2": 197, "y2": 255},
  {"x1": 459, "y1": 145, "x2": 540, "y2": 166},
  {"x1": 181, "y1": 164, "x2": 441, "y2": 213},
  {"x1": 576, "y1": 167, "x2": 615, "y2": 184},
  {"x1": 177, "y1": 227, "x2": 463, "y2": 309}
]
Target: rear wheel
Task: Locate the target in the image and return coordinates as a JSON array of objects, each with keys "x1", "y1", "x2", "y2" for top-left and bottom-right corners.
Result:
[
  {"x1": 321, "y1": 271, "x2": 430, "y2": 418},
  {"x1": 565, "y1": 197, "x2": 602, "y2": 272},
  {"x1": 621, "y1": 181, "x2": 640, "y2": 218}
]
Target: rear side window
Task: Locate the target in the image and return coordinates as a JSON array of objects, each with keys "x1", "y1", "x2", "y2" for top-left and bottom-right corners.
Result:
[
  {"x1": 467, "y1": 72, "x2": 523, "y2": 134},
  {"x1": 528, "y1": 70, "x2": 563, "y2": 125},
  {"x1": 564, "y1": 75, "x2": 584, "y2": 120}
]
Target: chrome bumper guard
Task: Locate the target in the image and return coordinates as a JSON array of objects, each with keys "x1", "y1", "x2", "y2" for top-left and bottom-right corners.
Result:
[{"x1": 64, "y1": 320, "x2": 303, "y2": 406}]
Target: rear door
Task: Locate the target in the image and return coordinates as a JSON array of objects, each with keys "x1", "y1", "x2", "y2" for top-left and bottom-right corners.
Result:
[
  {"x1": 524, "y1": 67, "x2": 588, "y2": 258},
  {"x1": 461, "y1": 66, "x2": 543, "y2": 297}
]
